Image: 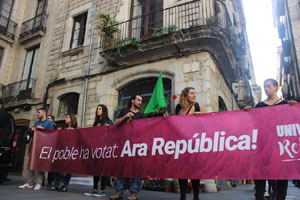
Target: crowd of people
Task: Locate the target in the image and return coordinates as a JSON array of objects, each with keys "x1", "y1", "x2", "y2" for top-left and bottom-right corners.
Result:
[{"x1": 18, "y1": 78, "x2": 298, "y2": 200}]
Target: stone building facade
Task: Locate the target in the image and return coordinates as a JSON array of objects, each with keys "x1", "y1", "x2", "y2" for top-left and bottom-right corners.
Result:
[
  {"x1": 0, "y1": 0, "x2": 60, "y2": 176},
  {"x1": 273, "y1": 0, "x2": 300, "y2": 100},
  {"x1": 0, "y1": 0, "x2": 258, "y2": 183}
]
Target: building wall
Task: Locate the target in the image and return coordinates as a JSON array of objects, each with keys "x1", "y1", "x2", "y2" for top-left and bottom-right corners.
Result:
[
  {"x1": 287, "y1": 0, "x2": 300, "y2": 99},
  {"x1": 1, "y1": 0, "x2": 59, "y2": 100},
  {"x1": 273, "y1": 0, "x2": 300, "y2": 99},
  {"x1": 288, "y1": 0, "x2": 300, "y2": 65},
  {"x1": 0, "y1": 0, "x2": 25, "y2": 85},
  {"x1": 47, "y1": 52, "x2": 238, "y2": 127},
  {"x1": 0, "y1": 0, "x2": 60, "y2": 176}
]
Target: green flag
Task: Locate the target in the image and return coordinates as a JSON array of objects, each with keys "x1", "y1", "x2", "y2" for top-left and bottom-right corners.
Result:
[{"x1": 144, "y1": 73, "x2": 167, "y2": 114}]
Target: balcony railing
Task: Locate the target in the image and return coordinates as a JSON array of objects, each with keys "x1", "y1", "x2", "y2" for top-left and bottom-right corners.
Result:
[
  {"x1": 19, "y1": 13, "x2": 47, "y2": 39},
  {"x1": 101, "y1": 0, "x2": 232, "y2": 49},
  {"x1": 0, "y1": 79, "x2": 36, "y2": 104},
  {"x1": 0, "y1": 14, "x2": 17, "y2": 40}
]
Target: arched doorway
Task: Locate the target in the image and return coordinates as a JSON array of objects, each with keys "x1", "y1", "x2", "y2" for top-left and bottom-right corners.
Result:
[
  {"x1": 218, "y1": 96, "x2": 227, "y2": 112},
  {"x1": 116, "y1": 77, "x2": 172, "y2": 118},
  {"x1": 58, "y1": 92, "x2": 80, "y2": 117}
]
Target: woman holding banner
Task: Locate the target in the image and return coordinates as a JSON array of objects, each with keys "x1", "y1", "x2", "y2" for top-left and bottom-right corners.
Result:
[
  {"x1": 175, "y1": 87, "x2": 205, "y2": 200},
  {"x1": 83, "y1": 104, "x2": 112, "y2": 197},
  {"x1": 51, "y1": 114, "x2": 79, "y2": 192},
  {"x1": 245, "y1": 78, "x2": 297, "y2": 200}
]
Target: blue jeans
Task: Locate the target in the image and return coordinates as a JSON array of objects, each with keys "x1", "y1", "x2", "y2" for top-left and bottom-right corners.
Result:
[
  {"x1": 54, "y1": 173, "x2": 72, "y2": 186},
  {"x1": 115, "y1": 178, "x2": 141, "y2": 194}
]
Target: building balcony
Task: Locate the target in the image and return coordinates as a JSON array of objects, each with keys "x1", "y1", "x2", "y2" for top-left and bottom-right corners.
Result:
[
  {"x1": 0, "y1": 14, "x2": 17, "y2": 43},
  {"x1": 19, "y1": 13, "x2": 47, "y2": 44},
  {"x1": 100, "y1": 0, "x2": 244, "y2": 84},
  {"x1": 0, "y1": 79, "x2": 36, "y2": 108}
]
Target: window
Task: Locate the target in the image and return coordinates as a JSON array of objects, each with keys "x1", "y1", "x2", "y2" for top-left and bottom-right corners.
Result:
[
  {"x1": 130, "y1": 0, "x2": 163, "y2": 39},
  {"x1": 36, "y1": 0, "x2": 47, "y2": 16},
  {"x1": 0, "y1": 0, "x2": 14, "y2": 32},
  {"x1": 0, "y1": 47, "x2": 4, "y2": 68},
  {"x1": 70, "y1": 12, "x2": 87, "y2": 49},
  {"x1": 33, "y1": 0, "x2": 48, "y2": 29},
  {"x1": 20, "y1": 46, "x2": 40, "y2": 91},
  {"x1": 58, "y1": 93, "x2": 79, "y2": 117},
  {"x1": 233, "y1": 13, "x2": 237, "y2": 27},
  {"x1": 0, "y1": 0, "x2": 14, "y2": 19}
]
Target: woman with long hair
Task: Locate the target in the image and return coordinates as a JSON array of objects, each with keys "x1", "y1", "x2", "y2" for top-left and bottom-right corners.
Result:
[
  {"x1": 175, "y1": 87, "x2": 205, "y2": 200},
  {"x1": 84, "y1": 104, "x2": 112, "y2": 197},
  {"x1": 51, "y1": 114, "x2": 78, "y2": 192}
]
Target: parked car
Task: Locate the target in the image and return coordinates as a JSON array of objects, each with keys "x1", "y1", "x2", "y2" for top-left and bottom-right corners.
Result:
[{"x1": 0, "y1": 110, "x2": 17, "y2": 184}]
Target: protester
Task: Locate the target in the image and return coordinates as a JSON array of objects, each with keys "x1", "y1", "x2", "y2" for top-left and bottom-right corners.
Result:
[
  {"x1": 110, "y1": 95, "x2": 145, "y2": 200},
  {"x1": 47, "y1": 115, "x2": 56, "y2": 129},
  {"x1": 46, "y1": 115, "x2": 56, "y2": 189},
  {"x1": 19, "y1": 108, "x2": 54, "y2": 190},
  {"x1": 84, "y1": 104, "x2": 112, "y2": 197},
  {"x1": 244, "y1": 78, "x2": 297, "y2": 200},
  {"x1": 175, "y1": 87, "x2": 205, "y2": 200},
  {"x1": 51, "y1": 114, "x2": 79, "y2": 192}
]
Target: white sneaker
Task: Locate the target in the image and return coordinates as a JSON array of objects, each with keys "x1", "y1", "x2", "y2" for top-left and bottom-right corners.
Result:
[
  {"x1": 33, "y1": 184, "x2": 42, "y2": 190},
  {"x1": 19, "y1": 183, "x2": 33, "y2": 189},
  {"x1": 83, "y1": 191, "x2": 97, "y2": 196},
  {"x1": 94, "y1": 192, "x2": 106, "y2": 197}
]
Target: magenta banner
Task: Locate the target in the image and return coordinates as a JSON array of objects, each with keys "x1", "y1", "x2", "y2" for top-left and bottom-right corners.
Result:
[{"x1": 29, "y1": 104, "x2": 300, "y2": 179}]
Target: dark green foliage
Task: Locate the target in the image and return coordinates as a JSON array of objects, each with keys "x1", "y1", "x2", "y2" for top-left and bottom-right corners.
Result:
[
  {"x1": 151, "y1": 25, "x2": 177, "y2": 37},
  {"x1": 142, "y1": 180, "x2": 164, "y2": 191}
]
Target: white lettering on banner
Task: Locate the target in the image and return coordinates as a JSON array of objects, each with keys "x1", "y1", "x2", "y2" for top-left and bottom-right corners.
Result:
[
  {"x1": 152, "y1": 138, "x2": 165, "y2": 155},
  {"x1": 38, "y1": 130, "x2": 259, "y2": 162},
  {"x1": 38, "y1": 129, "x2": 259, "y2": 162},
  {"x1": 277, "y1": 124, "x2": 300, "y2": 137},
  {"x1": 188, "y1": 137, "x2": 200, "y2": 153},
  {"x1": 39, "y1": 147, "x2": 52, "y2": 159},
  {"x1": 52, "y1": 146, "x2": 79, "y2": 163},
  {"x1": 42, "y1": 145, "x2": 119, "y2": 163},
  {"x1": 165, "y1": 140, "x2": 176, "y2": 154},
  {"x1": 279, "y1": 138, "x2": 300, "y2": 159},
  {"x1": 120, "y1": 140, "x2": 148, "y2": 157},
  {"x1": 151, "y1": 129, "x2": 258, "y2": 159},
  {"x1": 175, "y1": 140, "x2": 188, "y2": 159},
  {"x1": 277, "y1": 123, "x2": 300, "y2": 162},
  {"x1": 200, "y1": 132, "x2": 212, "y2": 152},
  {"x1": 91, "y1": 144, "x2": 119, "y2": 159},
  {"x1": 79, "y1": 147, "x2": 89, "y2": 159}
]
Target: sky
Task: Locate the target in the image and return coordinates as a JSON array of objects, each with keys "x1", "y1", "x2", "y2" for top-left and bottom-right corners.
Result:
[{"x1": 242, "y1": 0, "x2": 281, "y2": 95}]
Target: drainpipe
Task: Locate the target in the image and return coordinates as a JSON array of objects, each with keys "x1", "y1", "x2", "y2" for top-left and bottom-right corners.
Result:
[
  {"x1": 81, "y1": 0, "x2": 98, "y2": 127},
  {"x1": 231, "y1": 82, "x2": 234, "y2": 110}
]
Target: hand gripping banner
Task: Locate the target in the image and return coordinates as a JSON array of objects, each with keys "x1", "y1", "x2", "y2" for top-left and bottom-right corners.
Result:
[{"x1": 29, "y1": 104, "x2": 300, "y2": 179}]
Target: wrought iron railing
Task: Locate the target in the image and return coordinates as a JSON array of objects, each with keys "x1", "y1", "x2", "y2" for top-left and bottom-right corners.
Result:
[
  {"x1": 0, "y1": 79, "x2": 36, "y2": 103},
  {"x1": 0, "y1": 14, "x2": 17, "y2": 40},
  {"x1": 20, "y1": 13, "x2": 48, "y2": 39},
  {"x1": 101, "y1": 0, "x2": 232, "y2": 49}
]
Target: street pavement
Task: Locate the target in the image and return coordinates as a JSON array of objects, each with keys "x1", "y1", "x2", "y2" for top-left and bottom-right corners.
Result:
[{"x1": 0, "y1": 175, "x2": 300, "y2": 200}]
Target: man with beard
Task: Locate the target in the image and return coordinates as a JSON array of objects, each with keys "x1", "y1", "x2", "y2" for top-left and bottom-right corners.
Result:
[
  {"x1": 110, "y1": 95, "x2": 144, "y2": 200},
  {"x1": 19, "y1": 108, "x2": 54, "y2": 190}
]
